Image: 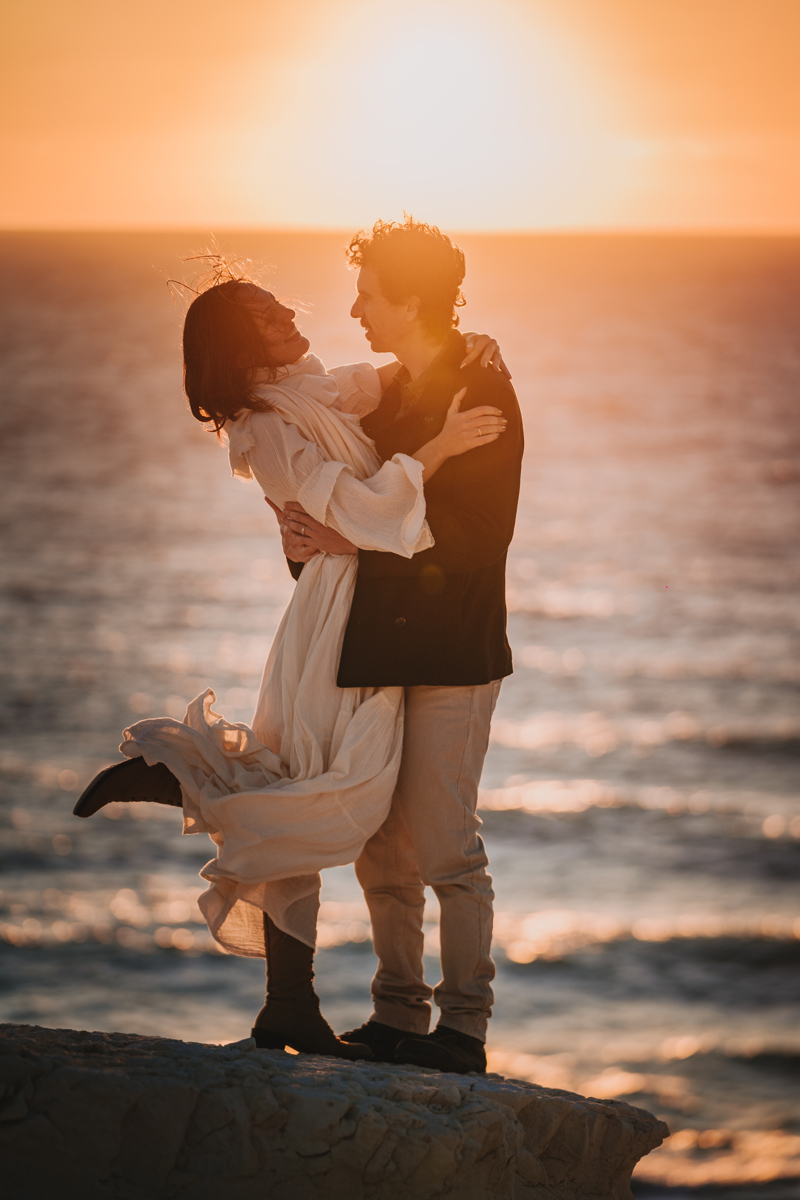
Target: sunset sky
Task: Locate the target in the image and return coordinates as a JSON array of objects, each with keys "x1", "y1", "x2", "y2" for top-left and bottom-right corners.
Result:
[{"x1": 3, "y1": 0, "x2": 800, "y2": 230}]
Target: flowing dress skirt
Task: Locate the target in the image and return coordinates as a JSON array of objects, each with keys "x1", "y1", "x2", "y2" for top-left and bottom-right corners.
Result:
[
  {"x1": 121, "y1": 551, "x2": 403, "y2": 954},
  {"x1": 119, "y1": 355, "x2": 431, "y2": 955}
]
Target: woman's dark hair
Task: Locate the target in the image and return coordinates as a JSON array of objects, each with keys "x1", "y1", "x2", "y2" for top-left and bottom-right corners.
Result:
[
  {"x1": 182, "y1": 274, "x2": 277, "y2": 432},
  {"x1": 345, "y1": 215, "x2": 466, "y2": 335}
]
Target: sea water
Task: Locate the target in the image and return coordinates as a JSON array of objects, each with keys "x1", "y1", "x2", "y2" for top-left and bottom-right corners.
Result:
[{"x1": 1, "y1": 231, "x2": 798, "y2": 1194}]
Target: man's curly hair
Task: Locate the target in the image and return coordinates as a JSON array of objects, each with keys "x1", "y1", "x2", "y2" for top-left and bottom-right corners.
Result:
[{"x1": 346, "y1": 215, "x2": 466, "y2": 335}]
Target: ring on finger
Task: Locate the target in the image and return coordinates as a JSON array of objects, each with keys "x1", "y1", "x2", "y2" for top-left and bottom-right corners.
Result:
[
  {"x1": 301, "y1": 525, "x2": 306, "y2": 536},
  {"x1": 478, "y1": 428, "x2": 483, "y2": 437}
]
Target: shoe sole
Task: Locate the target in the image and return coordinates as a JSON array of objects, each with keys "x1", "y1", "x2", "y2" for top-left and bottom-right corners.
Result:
[
  {"x1": 338, "y1": 1023, "x2": 409, "y2": 1063},
  {"x1": 72, "y1": 761, "x2": 129, "y2": 817},
  {"x1": 251, "y1": 1027, "x2": 286, "y2": 1050},
  {"x1": 395, "y1": 1045, "x2": 486, "y2": 1074},
  {"x1": 251, "y1": 1027, "x2": 371, "y2": 1060},
  {"x1": 73, "y1": 759, "x2": 182, "y2": 818},
  {"x1": 339, "y1": 1042, "x2": 397, "y2": 1063}
]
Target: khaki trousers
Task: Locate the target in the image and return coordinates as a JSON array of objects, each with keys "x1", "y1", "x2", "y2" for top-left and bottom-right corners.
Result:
[{"x1": 355, "y1": 680, "x2": 501, "y2": 1042}]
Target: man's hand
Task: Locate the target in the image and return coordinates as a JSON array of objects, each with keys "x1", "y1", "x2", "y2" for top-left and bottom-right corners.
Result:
[{"x1": 266, "y1": 498, "x2": 358, "y2": 561}]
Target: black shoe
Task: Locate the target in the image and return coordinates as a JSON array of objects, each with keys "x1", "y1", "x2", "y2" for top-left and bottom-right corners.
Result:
[
  {"x1": 395, "y1": 1025, "x2": 487, "y2": 1074},
  {"x1": 73, "y1": 758, "x2": 182, "y2": 818},
  {"x1": 252, "y1": 913, "x2": 371, "y2": 1061},
  {"x1": 338, "y1": 1020, "x2": 412, "y2": 1064},
  {"x1": 252, "y1": 1000, "x2": 372, "y2": 1061}
]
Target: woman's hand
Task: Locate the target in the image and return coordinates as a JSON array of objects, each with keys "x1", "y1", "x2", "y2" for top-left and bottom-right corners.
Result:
[
  {"x1": 412, "y1": 388, "x2": 507, "y2": 482},
  {"x1": 461, "y1": 333, "x2": 511, "y2": 379},
  {"x1": 436, "y1": 388, "x2": 507, "y2": 458},
  {"x1": 266, "y1": 497, "x2": 357, "y2": 560}
]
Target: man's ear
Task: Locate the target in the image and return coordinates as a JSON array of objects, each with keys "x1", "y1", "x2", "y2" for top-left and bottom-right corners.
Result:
[{"x1": 405, "y1": 295, "x2": 422, "y2": 324}]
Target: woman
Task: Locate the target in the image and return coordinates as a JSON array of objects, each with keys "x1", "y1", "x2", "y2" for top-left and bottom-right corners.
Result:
[{"x1": 73, "y1": 270, "x2": 507, "y2": 1058}]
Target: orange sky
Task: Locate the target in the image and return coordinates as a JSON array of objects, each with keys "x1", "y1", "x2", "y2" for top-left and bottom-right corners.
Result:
[{"x1": 3, "y1": 0, "x2": 800, "y2": 230}]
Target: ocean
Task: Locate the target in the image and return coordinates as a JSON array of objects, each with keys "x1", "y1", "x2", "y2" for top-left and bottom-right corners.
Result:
[{"x1": 1, "y1": 230, "x2": 798, "y2": 1196}]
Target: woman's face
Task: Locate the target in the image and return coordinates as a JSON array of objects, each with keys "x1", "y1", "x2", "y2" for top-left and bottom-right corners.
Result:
[{"x1": 236, "y1": 284, "x2": 310, "y2": 365}]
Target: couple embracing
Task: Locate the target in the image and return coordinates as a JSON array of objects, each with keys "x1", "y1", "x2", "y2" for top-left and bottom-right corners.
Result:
[{"x1": 73, "y1": 217, "x2": 524, "y2": 1076}]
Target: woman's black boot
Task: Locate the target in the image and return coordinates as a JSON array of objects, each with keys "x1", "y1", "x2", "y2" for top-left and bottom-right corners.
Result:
[
  {"x1": 252, "y1": 913, "x2": 371, "y2": 1061},
  {"x1": 73, "y1": 758, "x2": 183, "y2": 818}
]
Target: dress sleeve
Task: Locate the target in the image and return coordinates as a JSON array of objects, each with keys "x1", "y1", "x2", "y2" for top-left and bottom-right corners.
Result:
[
  {"x1": 240, "y1": 412, "x2": 433, "y2": 559},
  {"x1": 327, "y1": 362, "x2": 382, "y2": 418}
]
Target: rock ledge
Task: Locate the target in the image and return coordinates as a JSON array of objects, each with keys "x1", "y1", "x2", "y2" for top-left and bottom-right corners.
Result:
[{"x1": 0, "y1": 1023, "x2": 666, "y2": 1199}]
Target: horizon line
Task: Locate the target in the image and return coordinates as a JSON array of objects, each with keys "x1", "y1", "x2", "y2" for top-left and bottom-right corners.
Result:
[{"x1": 2, "y1": 223, "x2": 800, "y2": 238}]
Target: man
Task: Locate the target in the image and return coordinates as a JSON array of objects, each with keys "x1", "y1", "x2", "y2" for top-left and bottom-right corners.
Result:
[{"x1": 277, "y1": 216, "x2": 523, "y2": 1073}]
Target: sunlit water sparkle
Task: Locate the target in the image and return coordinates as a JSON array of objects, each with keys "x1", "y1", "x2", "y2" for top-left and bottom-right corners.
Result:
[{"x1": 1, "y1": 231, "x2": 799, "y2": 1194}]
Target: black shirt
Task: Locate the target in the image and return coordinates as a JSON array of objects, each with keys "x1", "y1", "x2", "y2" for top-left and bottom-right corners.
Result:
[{"x1": 335, "y1": 330, "x2": 523, "y2": 687}]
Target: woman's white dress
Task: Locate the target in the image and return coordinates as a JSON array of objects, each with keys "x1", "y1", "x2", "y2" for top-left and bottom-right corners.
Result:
[{"x1": 121, "y1": 356, "x2": 433, "y2": 956}]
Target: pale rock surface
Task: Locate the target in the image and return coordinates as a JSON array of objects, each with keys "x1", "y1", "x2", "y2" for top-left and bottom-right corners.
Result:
[{"x1": 0, "y1": 1023, "x2": 666, "y2": 1199}]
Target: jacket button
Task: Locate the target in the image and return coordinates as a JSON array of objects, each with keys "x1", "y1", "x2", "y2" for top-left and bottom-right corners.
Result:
[{"x1": 394, "y1": 616, "x2": 407, "y2": 629}]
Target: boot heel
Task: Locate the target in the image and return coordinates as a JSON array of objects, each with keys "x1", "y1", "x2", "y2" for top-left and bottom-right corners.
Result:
[{"x1": 252, "y1": 1027, "x2": 285, "y2": 1050}]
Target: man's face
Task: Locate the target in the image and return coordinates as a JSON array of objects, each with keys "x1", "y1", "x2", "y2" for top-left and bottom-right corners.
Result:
[
  {"x1": 350, "y1": 266, "x2": 415, "y2": 354},
  {"x1": 236, "y1": 284, "x2": 310, "y2": 365}
]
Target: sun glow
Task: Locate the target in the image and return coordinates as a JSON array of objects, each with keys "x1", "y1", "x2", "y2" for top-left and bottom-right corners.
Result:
[
  {"x1": 2, "y1": 0, "x2": 800, "y2": 229},
  {"x1": 243, "y1": 3, "x2": 635, "y2": 228}
]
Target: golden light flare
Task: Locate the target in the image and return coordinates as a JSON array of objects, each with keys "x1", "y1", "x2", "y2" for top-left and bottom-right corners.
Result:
[
  {"x1": 1, "y1": 0, "x2": 799, "y2": 228},
  {"x1": 254, "y1": 3, "x2": 632, "y2": 228}
]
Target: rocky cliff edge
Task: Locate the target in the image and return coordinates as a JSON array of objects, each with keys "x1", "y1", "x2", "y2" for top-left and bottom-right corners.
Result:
[{"x1": 0, "y1": 1023, "x2": 667, "y2": 1199}]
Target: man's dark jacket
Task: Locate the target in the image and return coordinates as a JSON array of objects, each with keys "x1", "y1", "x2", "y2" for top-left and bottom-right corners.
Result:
[{"x1": 332, "y1": 331, "x2": 523, "y2": 687}]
